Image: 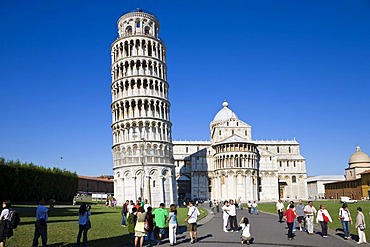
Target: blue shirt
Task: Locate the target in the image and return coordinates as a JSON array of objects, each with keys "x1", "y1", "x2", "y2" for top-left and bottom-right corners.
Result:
[
  {"x1": 168, "y1": 212, "x2": 177, "y2": 224},
  {"x1": 78, "y1": 211, "x2": 91, "y2": 225},
  {"x1": 36, "y1": 204, "x2": 49, "y2": 221}
]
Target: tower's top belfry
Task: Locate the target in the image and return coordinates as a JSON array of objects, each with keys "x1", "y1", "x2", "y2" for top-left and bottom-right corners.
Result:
[{"x1": 117, "y1": 9, "x2": 160, "y2": 39}]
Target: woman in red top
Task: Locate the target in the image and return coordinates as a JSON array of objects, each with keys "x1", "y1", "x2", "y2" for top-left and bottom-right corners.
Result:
[{"x1": 283, "y1": 204, "x2": 297, "y2": 240}]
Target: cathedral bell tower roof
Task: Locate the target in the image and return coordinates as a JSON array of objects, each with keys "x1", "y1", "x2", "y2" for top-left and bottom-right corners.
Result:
[{"x1": 212, "y1": 101, "x2": 238, "y2": 123}]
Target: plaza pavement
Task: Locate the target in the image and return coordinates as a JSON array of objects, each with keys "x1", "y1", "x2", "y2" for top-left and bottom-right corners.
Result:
[{"x1": 129, "y1": 206, "x2": 361, "y2": 247}]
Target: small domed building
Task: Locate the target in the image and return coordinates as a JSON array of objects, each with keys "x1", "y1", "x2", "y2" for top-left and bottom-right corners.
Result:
[
  {"x1": 173, "y1": 101, "x2": 308, "y2": 202},
  {"x1": 325, "y1": 146, "x2": 370, "y2": 200},
  {"x1": 346, "y1": 146, "x2": 370, "y2": 180}
]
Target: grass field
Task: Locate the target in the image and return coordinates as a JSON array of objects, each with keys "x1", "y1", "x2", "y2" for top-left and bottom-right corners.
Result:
[
  {"x1": 257, "y1": 200, "x2": 370, "y2": 238},
  {"x1": 5, "y1": 202, "x2": 207, "y2": 247}
]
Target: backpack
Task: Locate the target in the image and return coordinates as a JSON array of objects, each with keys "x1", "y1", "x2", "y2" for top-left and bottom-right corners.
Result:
[{"x1": 8, "y1": 209, "x2": 20, "y2": 229}]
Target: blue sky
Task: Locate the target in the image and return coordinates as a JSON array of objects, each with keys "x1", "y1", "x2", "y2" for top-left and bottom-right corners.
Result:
[{"x1": 0, "y1": 0, "x2": 369, "y2": 177}]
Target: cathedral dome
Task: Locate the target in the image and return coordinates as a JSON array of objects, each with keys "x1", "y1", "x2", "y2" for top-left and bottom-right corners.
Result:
[
  {"x1": 349, "y1": 146, "x2": 370, "y2": 165},
  {"x1": 212, "y1": 101, "x2": 238, "y2": 122}
]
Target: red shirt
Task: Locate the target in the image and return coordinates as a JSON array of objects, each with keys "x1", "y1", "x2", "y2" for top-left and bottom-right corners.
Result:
[{"x1": 283, "y1": 208, "x2": 296, "y2": 223}]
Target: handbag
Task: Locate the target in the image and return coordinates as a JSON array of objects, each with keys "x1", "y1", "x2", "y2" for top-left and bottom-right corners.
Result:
[
  {"x1": 86, "y1": 219, "x2": 91, "y2": 230},
  {"x1": 359, "y1": 224, "x2": 366, "y2": 231}
]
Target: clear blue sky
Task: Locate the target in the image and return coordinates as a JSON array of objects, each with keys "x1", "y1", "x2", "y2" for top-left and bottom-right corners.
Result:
[{"x1": 1, "y1": 0, "x2": 369, "y2": 177}]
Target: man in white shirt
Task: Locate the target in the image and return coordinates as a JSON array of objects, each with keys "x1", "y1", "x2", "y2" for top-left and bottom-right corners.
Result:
[
  {"x1": 228, "y1": 199, "x2": 238, "y2": 232},
  {"x1": 184, "y1": 201, "x2": 200, "y2": 244},
  {"x1": 276, "y1": 199, "x2": 285, "y2": 223},
  {"x1": 143, "y1": 199, "x2": 151, "y2": 212},
  {"x1": 304, "y1": 201, "x2": 317, "y2": 234}
]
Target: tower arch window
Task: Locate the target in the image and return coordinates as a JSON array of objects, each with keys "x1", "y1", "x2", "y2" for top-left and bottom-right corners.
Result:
[
  {"x1": 219, "y1": 130, "x2": 222, "y2": 135},
  {"x1": 292, "y1": 176, "x2": 297, "y2": 183},
  {"x1": 126, "y1": 26, "x2": 132, "y2": 35},
  {"x1": 289, "y1": 146, "x2": 291, "y2": 153},
  {"x1": 277, "y1": 147, "x2": 280, "y2": 153},
  {"x1": 232, "y1": 130, "x2": 234, "y2": 135}
]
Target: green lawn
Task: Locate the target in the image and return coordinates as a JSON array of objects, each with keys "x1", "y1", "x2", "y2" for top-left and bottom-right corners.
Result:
[
  {"x1": 257, "y1": 200, "x2": 370, "y2": 238},
  {"x1": 5, "y1": 203, "x2": 207, "y2": 247}
]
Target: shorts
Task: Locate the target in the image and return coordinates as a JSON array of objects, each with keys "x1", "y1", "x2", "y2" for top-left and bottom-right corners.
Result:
[
  {"x1": 158, "y1": 228, "x2": 166, "y2": 235},
  {"x1": 187, "y1": 223, "x2": 197, "y2": 231},
  {"x1": 297, "y1": 216, "x2": 305, "y2": 223}
]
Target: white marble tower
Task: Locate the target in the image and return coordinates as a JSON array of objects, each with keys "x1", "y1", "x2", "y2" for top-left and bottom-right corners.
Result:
[{"x1": 110, "y1": 9, "x2": 177, "y2": 206}]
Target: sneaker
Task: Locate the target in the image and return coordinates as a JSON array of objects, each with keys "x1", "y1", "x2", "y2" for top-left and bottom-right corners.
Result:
[
  {"x1": 323, "y1": 235, "x2": 327, "y2": 238},
  {"x1": 190, "y1": 239, "x2": 195, "y2": 244},
  {"x1": 235, "y1": 230, "x2": 239, "y2": 232},
  {"x1": 230, "y1": 230, "x2": 234, "y2": 232},
  {"x1": 299, "y1": 227, "x2": 302, "y2": 231},
  {"x1": 224, "y1": 230, "x2": 228, "y2": 232}
]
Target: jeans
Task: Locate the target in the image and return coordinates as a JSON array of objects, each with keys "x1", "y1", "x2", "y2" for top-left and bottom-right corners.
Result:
[
  {"x1": 121, "y1": 214, "x2": 126, "y2": 226},
  {"x1": 342, "y1": 220, "x2": 350, "y2": 238},
  {"x1": 253, "y1": 207, "x2": 258, "y2": 215},
  {"x1": 278, "y1": 211, "x2": 284, "y2": 222},
  {"x1": 77, "y1": 224, "x2": 89, "y2": 247}
]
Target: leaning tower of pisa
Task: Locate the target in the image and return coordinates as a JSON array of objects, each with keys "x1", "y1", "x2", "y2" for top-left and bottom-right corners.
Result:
[{"x1": 110, "y1": 9, "x2": 177, "y2": 206}]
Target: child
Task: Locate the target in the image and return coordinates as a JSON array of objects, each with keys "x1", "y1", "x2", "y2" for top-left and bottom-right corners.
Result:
[
  {"x1": 239, "y1": 216, "x2": 252, "y2": 245},
  {"x1": 127, "y1": 207, "x2": 138, "y2": 245}
]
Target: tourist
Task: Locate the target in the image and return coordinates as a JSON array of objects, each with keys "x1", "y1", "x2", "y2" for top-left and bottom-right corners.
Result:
[
  {"x1": 222, "y1": 200, "x2": 230, "y2": 232},
  {"x1": 134, "y1": 207, "x2": 146, "y2": 247},
  {"x1": 276, "y1": 199, "x2": 285, "y2": 223},
  {"x1": 228, "y1": 199, "x2": 238, "y2": 232},
  {"x1": 152, "y1": 203, "x2": 168, "y2": 245},
  {"x1": 355, "y1": 207, "x2": 366, "y2": 244},
  {"x1": 76, "y1": 203, "x2": 91, "y2": 247},
  {"x1": 32, "y1": 197, "x2": 50, "y2": 247},
  {"x1": 143, "y1": 199, "x2": 151, "y2": 212},
  {"x1": 283, "y1": 204, "x2": 296, "y2": 240},
  {"x1": 128, "y1": 200, "x2": 134, "y2": 214},
  {"x1": 184, "y1": 200, "x2": 200, "y2": 244},
  {"x1": 0, "y1": 200, "x2": 12, "y2": 247},
  {"x1": 338, "y1": 203, "x2": 352, "y2": 240},
  {"x1": 304, "y1": 201, "x2": 317, "y2": 235},
  {"x1": 127, "y1": 207, "x2": 138, "y2": 245},
  {"x1": 144, "y1": 206, "x2": 155, "y2": 241},
  {"x1": 247, "y1": 201, "x2": 252, "y2": 214},
  {"x1": 167, "y1": 204, "x2": 178, "y2": 246},
  {"x1": 252, "y1": 201, "x2": 258, "y2": 215},
  {"x1": 121, "y1": 200, "x2": 129, "y2": 226},
  {"x1": 295, "y1": 199, "x2": 306, "y2": 231},
  {"x1": 239, "y1": 216, "x2": 252, "y2": 245},
  {"x1": 316, "y1": 204, "x2": 332, "y2": 238},
  {"x1": 216, "y1": 200, "x2": 220, "y2": 213},
  {"x1": 287, "y1": 201, "x2": 297, "y2": 232}
]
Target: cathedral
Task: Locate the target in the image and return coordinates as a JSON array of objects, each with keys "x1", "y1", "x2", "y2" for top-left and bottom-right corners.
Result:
[
  {"x1": 111, "y1": 9, "x2": 308, "y2": 205},
  {"x1": 174, "y1": 101, "x2": 308, "y2": 202}
]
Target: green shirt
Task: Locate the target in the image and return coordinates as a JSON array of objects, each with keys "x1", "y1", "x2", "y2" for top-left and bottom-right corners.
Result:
[
  {"x1": 152, "y1": 208, "x2": 168, "y2": 228},
  {"x1": 127, "y1": 213, "x2": 135, "y2": 233}
]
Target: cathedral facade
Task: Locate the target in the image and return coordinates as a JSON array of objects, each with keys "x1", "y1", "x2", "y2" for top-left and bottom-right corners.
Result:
[{"x1": 174, "y1": 101, "x2": 308, "y2": 202}]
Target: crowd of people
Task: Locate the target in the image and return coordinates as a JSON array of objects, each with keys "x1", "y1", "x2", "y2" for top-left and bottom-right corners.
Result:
[
  {"x1": 0, "y1": 197, "x2": 368, "y2": 246},
  {"x1": 277, "y1": 199, "x2": 367, "y2": 244},
  {"x1": 122, "y1": 197, "x2": 200, "y2": 247}
]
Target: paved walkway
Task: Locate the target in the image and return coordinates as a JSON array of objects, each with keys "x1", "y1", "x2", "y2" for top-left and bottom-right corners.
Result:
[{"x1": 132, "y1": 206, "x2": 362, "y2": 247}]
